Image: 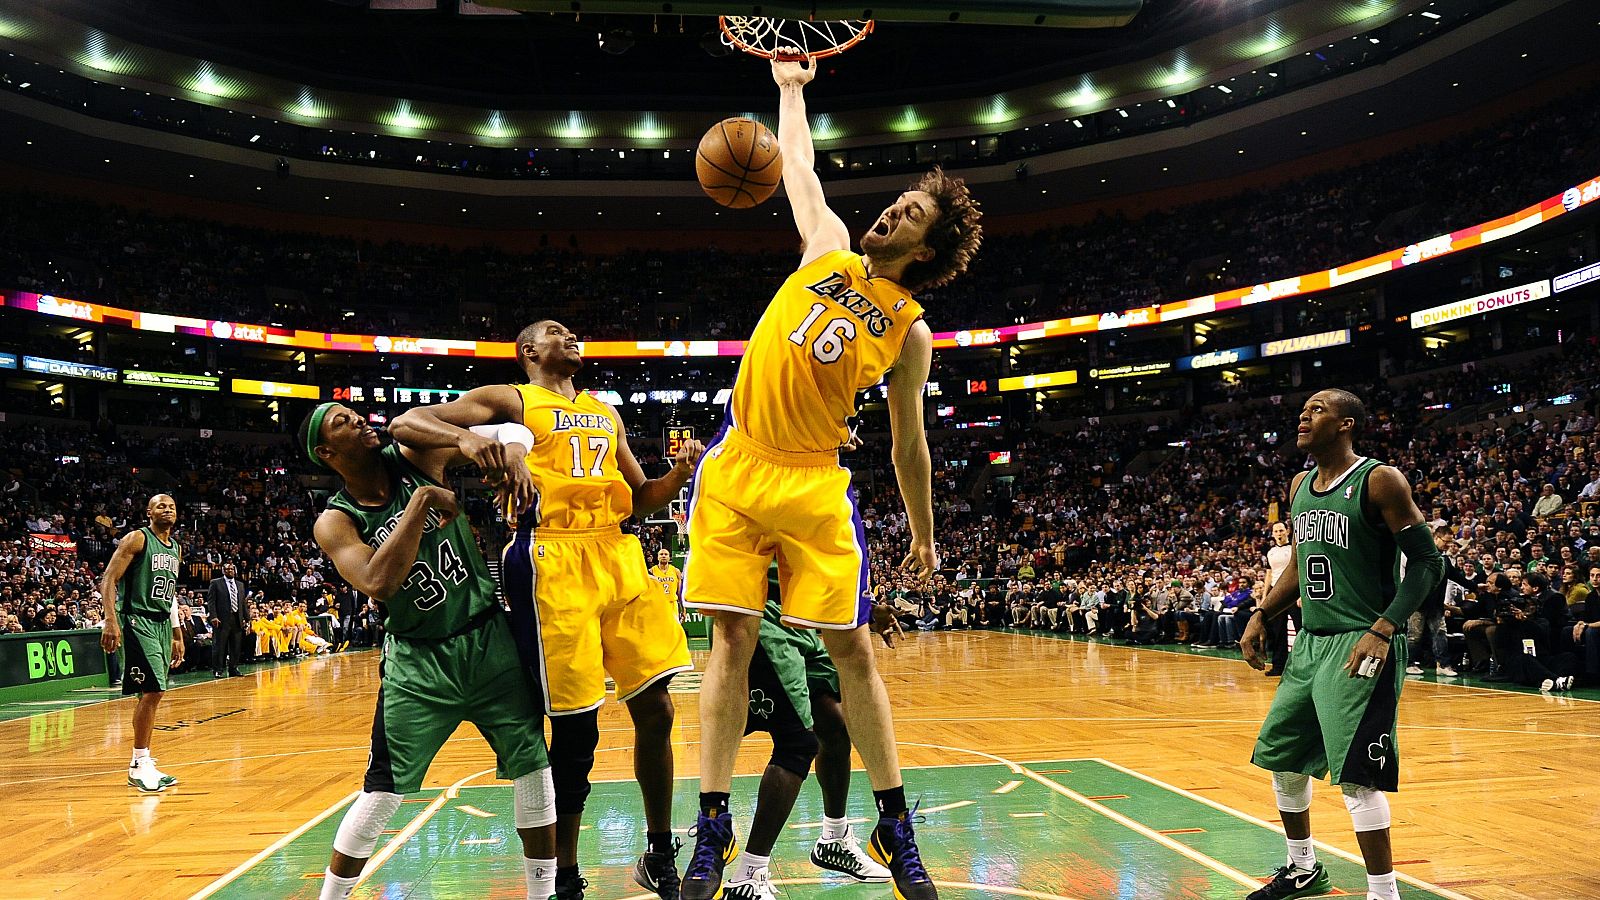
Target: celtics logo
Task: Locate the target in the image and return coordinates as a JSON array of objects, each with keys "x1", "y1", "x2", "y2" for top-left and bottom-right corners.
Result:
[
  {"x1": 1366, "y1": 733, "x2": 1393, "y2": 770},
  {"x1": 749, "y1": 689, "x2": 774, "y2": 719}
]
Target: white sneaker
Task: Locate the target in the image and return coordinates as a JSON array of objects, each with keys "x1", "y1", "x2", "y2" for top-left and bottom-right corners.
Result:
[
  {"x1": 128, "y1": 757, "x2": 178, "y2": 793},
  {"x1": 811, "y1": 824, "x2": 891, "y2": 882},
  {"x1": 1540, "y1": 678, "x2": 1556, "y2": 692},
  {"x1": 1436, "y1": 665, "x2": 1458, "y2": 677},
  {"x1": 1405, "y1": 664, "x2": 1424, "y2": 676},
  {"x1": 724, "y1": 868, "x2": 777, "y2": 900},
  {"x1": 1555, "y1": 676, "x2": 1575, "y2": 692}
]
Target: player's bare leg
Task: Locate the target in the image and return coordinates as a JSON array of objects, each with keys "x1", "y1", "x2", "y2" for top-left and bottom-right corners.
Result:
[
  {"x1": 820, "y1": 625, "x2": 935, "y2": 898},
  {"x1": 809, "y1": 692, "x2": 889, "y2": 883},
  {"x1": 685, "y1": 612, "x2": 761, "y2": 900},
  {"x1": 818, "y1": 627, "x2": 901, "y2": 789},
  {"x1": 131, "y1": 691, "x2": 162, "y2": 754},
  {"x1": 627, "y1": 683, "x2": 682, "y2": 899}
]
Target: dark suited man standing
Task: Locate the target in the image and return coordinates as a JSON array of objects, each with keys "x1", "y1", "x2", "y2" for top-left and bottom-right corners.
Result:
[{"x1": 208, "y1": 563, "x2": 246, "y2": 677}]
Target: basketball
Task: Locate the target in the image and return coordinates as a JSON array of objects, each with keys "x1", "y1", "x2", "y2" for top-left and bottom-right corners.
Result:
[{"x1": 695, "y1": 117, "x2": 783, "y2": 209}]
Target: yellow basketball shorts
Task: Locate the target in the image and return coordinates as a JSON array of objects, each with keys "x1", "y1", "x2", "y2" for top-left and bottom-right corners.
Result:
[
  {"x1": 501, "y1": 526, "x2": 692, "y2": 715},
  {"x1": 684, "y1": 427, "x2": 872, "y2": 630}
]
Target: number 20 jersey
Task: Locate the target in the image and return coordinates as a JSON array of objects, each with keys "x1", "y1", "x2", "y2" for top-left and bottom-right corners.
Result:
[
  {"x1": 513, "y1": 384, "x2": 632, "y2": 531},
  {"x1": 730, "y1": 249, "x2": 925, "y2": 453},
  {"x1": 326, "y1": 443, "x2": 498, "y2": 640}
]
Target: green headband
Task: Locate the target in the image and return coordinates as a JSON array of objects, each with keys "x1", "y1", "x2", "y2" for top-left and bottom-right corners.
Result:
[{"x1": 305, "y1": 402, "x2": 336, "y2": 469}]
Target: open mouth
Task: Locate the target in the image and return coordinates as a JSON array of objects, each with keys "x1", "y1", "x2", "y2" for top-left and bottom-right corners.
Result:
[{"x1": 871, "y1": 219, "x2": 892, "y2": 237}]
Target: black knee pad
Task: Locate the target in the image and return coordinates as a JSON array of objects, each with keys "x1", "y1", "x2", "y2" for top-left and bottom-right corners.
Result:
[
  {"x1": 769, "y1": 726, "x2": 820, "y2": 780},
  {"x1": 549, "y1": 710, "x2": 600, "y2": 814}
]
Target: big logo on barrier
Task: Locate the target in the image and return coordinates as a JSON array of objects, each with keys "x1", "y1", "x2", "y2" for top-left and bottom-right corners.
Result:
[{"x1": 26, "y1": 640, "x2": 75, "y2": 681}]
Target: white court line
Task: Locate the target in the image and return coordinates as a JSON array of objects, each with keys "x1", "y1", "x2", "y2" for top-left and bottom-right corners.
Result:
[
  {"x1": 354, "y1": 767, "x2": 497, "y2": 890},
  {"x1": 455, "y1": 805, "x2": 496, "y2": 819},
  {"x1": 615, "y1": 878, "x2": 1086, "y2": 900},
  {"x1": 918, "y1": 799, "x2": 976, "y2": 815},
  {"x1": 994, "y1": 780, "x2": 1024, "y2": 794},
  {"x1": 1089, "y1": 757, "x2": 1476, "y2": 900},
  {"x1": 187, "y1": 790, "x2": 359, "y2": 900},
  {"x1": 898, "y1": 743, "x2": 1259, "y2": 889}
]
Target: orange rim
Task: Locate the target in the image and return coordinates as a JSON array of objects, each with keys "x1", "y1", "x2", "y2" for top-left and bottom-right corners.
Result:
[{"x1": 717, "y1": 17, "x2": 875, "y2": 61}]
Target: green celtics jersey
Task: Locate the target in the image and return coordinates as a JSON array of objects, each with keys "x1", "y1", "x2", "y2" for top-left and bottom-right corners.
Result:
[
  {"x1": 327, "y1": 443, "x2": 497, "y2": 640},
  {"x1": 1290, "y1": 457, "x2": 1398, "y2": 634},
  {"x1": 119, "y1": 527, "x2": 180, "y2": 619}
]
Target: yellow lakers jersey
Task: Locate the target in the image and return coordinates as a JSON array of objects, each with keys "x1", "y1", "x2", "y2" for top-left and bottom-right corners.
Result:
[
  {"x1": 649, "y1": 563, "x2": 681, "y2": 599},
  {"x1": 731, "y1": 250, "x2": 925, "y2": 452},
  {"x1": 515, "y1": 383, "x2": 633, "y2": 530}
]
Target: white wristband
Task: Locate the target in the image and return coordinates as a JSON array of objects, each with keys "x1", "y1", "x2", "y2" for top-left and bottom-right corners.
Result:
[{"x1": 469, "y1": 423, "x2": 535, "y2": 452}]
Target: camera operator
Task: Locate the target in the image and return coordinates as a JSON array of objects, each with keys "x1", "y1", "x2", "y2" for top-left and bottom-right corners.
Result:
[
  {"x1": 1490, "y1": 572, "x2": 1579, "y2": 690},
  {"x1": 1462, "y1": 571, "x2": 1512, "y2": 673}
]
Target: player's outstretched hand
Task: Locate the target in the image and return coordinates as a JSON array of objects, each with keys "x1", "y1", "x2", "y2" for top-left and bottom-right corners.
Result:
[
  {"x1": 1240, "y1": 612, "x2": 1268, "y2": 671},
  {"x1": 672, "y1": 439, "x2": 706, "y2": 474},
  {"x1": 871, "y1": 602, "x2": 905, "y2": 648},
  {"x1": 417, "y1": 485, "x2": 460, "y2": 527},
  {"x1": 171, "y1": 637, "x2": 185, "y2": 671},
  {"x1": 771, "y1": 49, "x2": 815, "y2": 87},
  {"x1": 900, "y1": 539, "x2": 938, "y2": 579}
]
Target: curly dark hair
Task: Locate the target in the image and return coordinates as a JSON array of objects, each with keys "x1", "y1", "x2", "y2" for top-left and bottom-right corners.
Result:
[{"x1": 898, "y1": 166, "x2": 984, "y2": 293}]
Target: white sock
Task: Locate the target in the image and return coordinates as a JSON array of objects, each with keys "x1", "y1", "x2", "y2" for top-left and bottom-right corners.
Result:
[
  {"x1": 821, "y1": 815, "x2": 850, "y2": 842},
  {"x1": 1286, "y1": 836, "x2": 1316, "y2": 871},
  {"x1": 732, "y1": 852, "x2": 770, "y2": 883},
  {"x1": 131, "y1": 748, "x2": 150, "y2": 766},
  {"x1": 318, "y1": 869, "x2": 361, "y2": 900},
  {"x1": 1367, "y1": 871, "x2": 1400, "y2": 900},
  {"x1": 524, "y1": 857, "x2": 556, "y2": 900}
]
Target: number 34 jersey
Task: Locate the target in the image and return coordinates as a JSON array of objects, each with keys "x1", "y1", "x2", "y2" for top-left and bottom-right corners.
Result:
[
  {"x1": 513, "y1": 384, "x2": 633, "y2": 531},
  {"x1": 731, "y1": 249, "x2": 925, "y2": 453},
  {"x1": 326, "y1": 443, "x2": 498, "y2": 640}
]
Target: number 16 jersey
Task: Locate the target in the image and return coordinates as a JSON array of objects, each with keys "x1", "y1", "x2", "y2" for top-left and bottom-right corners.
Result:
[
  {"x1": 326, "y1": 443, "x2": 497, "y2": 640},
  {"x1": 730, "y1": 250, "x2": 924, "y2": 453}
]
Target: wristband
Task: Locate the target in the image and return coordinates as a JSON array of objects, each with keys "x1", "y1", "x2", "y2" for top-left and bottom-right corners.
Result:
[{"x1": 1365, "y1": 628, "x2": 1390, "y2": 642}]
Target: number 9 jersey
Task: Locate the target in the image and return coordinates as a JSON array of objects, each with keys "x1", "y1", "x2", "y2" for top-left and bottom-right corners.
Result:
[{"x1": 730, "y1": 249, "x2": 924, "y2": 454}]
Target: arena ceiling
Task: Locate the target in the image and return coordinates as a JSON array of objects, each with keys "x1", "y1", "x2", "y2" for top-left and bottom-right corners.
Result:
[
  {"x1": 0, "y1": 0, "x2": 1591, "y2": 231},
  {"x1": 0, "y1": 0, "x2": 1468, "y2": 145}
]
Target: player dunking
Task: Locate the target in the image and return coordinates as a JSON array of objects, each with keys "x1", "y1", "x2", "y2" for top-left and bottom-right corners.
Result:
[
  {"x1": 682, "y1": 53, "x2": 982, "y2": 900},
  {"x1": 1240, "y1": 390, "x2": 1443, "y2": 900},
  {"x1": 301, "y1": 403, "x2": 559, "y2": 900},
  {"x1": 99, "y1": 493, "x2": 185, "y2": 793},
  {"x1": 390, "y1": 320, "x2": 701, "y2": 900}
]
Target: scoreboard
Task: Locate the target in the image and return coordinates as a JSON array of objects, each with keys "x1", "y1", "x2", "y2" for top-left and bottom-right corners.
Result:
[{"x1": 664, "y1": 426, "x2": 695, "y2": 460}]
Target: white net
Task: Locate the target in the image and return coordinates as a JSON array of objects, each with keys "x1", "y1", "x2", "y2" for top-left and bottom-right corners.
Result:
[{"x1": 718, "y1": 16, "x2": 874, "y2": 61}]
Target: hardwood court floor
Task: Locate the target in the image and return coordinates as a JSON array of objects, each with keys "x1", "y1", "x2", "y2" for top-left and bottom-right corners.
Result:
[{"x1": 2, "y1": 629, "x2": 1597, "y2": 899}]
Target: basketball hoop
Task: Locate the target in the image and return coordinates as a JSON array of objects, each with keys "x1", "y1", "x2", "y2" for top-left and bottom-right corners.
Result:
[
  {"x1": 718, "y1": 17, "x2": 874, "y2": 61},
  {"x1": 665, "y1": 488, "x2": 690, "y2": 537}
]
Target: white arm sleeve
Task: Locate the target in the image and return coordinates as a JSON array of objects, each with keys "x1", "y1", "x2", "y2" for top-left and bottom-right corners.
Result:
[
  {"x1": 468, "y1": 423, "x2": 535, "y2": 450},
  {"x1": 171, "y1": 596, "x2": 182, "y2": 628}
]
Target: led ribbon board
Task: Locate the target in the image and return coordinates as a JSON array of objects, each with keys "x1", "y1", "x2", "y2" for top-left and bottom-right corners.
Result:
[{"x1": 4, "y1": 175, "x2": 1598, "y2": 359}]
